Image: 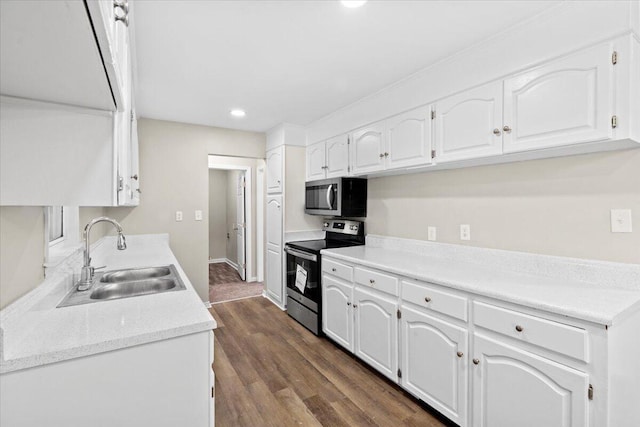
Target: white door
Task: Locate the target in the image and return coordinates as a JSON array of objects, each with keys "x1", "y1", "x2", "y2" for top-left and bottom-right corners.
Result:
[
  {"x1": 350, "y1": 122, "x2": 386, "y2": 175},
  {"x1": 322, "y1": 275, "x2": 353, "y2": 351},
  {"x1": 266, "y1": 147, "x2": 283, "y2": 193},
  {"x1": 306, "y1": 141, "x2": 326, "y2": 181},
  {"x1": 236, "y1": 173, "x2": 246, "y2": 281},
  {"x1": 386, "y1": 106, "x2": 433, "y2": 169},
  {"x1": 472, "y1": 334, "x2": 589, "y2": 427},
  {"x1": 325, "y1": 134, "x2": 350, "y2": 178},
  {"x1": 401, "y1": 306, "x2": 468, "y2": 427},
  {"x1": 503, "y1": 42, "x2": 614, "y2": 153},
  {"x1": 435, "y1": 81, "x2": 503, "y2": 163},
  {"x1": 266, "y1": 246, "x2": 282, "y2": 305},
  {"x1": 266, "y1": 196, "x2": 282, "y2": 248},
  {"x1": 353, "y1": 286, "x2": 398, "y2": 381}
]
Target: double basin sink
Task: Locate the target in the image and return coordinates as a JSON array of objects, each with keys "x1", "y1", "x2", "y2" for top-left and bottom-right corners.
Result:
[{"x1": 58, "y1": 264, "x2": 186, "y2": 308}]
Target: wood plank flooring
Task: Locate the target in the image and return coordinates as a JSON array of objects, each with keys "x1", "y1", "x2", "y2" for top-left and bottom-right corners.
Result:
[
  {"x1": 210, "y1": 297, "x2": 448, "y2": 426},
  {"x1": 209, "y1": 262, "x2": 264, "y2": 303}
]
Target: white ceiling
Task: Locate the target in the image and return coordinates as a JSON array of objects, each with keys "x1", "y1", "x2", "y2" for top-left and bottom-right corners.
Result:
[{"x1": 134, "y1": 1, "x2": 561, "y2": 133}]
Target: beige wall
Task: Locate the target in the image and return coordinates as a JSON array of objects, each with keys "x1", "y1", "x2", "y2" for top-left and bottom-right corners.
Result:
[
  {"x1": 208, "y1": 170, "x2": 227, "y2": 260},
  {"x1": 105, "y1": 118, "x2": 265, "y2": 302},
  {"x1": 0, "y1": 207, "x2": 45, "y2": 309},
  {"x1": 285, "y1": 146, "x2": 324, "y2": 232},
  {"x1": 367, "y1": 149, "x2": 640, "y2": 264}
]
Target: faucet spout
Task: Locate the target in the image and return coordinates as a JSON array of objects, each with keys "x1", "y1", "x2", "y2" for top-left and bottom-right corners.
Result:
[{"x1": 77, "y1": 217, "x2": 127, "y2": 291}]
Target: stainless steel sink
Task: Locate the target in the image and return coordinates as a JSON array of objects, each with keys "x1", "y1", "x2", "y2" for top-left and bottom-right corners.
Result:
[
  {"x1": 57, "y1": 264, "x2": 186, "y2": 308},
  {"x1": 100, "y1": 266, "x2": 171, "y2": 283},
  {"x1": 91, "y1": 278, "x2": 176, "y2": 300}
]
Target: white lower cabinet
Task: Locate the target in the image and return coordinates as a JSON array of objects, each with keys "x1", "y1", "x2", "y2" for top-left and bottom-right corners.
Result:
[
  {"x1": 401, "y1": 306, "x2": 468, "y2": 426},
  {"x1": 353, "y1": 286, "x2": 398, "y2": 381},
  {"x1": 322, "y1": 275, "x2": 353, "y2": 351},
  {"x1": 472, "y1": 334, "x2": 589, "y2": 427},
  {"x1": 266, "y1": 245, "x2": 283, "y2": 305}
]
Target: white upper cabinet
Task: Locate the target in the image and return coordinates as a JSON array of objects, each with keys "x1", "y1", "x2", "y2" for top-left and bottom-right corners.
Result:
[
  {"x1": 435, "y1": 81, "x2": 503, "y2": 163},
  {"x1": 325, "y1": 134, "x2": 350, "y2": 178},
  {"x1": 503, "y1": 42, "x2": 614, "y2": 153},
  {"x1": 266, "y1": 147, "x2": 283, "y2": 194},
  {"x1": 306, "y1": 141, "x2": 326, "y2": 181},
  {"x1": 350, "y1": 122, "x2": 386, "y2": 175},
  {"x1": 472, "y1": 334, "x2": 589, "y2": 427},
  {"x1": 0, "y1": 0, "x2": 131, "y2": 112},
  {"x1": 386, "y1": 106, "x2": 433, "y2": 169}
]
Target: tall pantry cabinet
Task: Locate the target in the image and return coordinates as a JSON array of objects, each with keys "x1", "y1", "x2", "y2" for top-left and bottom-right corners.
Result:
[{"x1": 265, "y1": 146, "x2": 285, "y2": 307}]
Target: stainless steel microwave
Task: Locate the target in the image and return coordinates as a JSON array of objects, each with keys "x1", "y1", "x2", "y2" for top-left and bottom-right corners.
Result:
[{"x1": 305, "y1": 178, "x2": 367, "y2": 217}]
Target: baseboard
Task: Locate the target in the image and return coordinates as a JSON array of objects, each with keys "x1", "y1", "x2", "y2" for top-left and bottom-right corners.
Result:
[
  {"x1": 247, "y1": 276, "x2": 258, "y2": 283},
  {"x1": 203, "y1": 301, "x2": 212, "y2": 309},
  {"x1": 208, "y1": 258, "x2": 226, "y2": 264},
  {"x1": 225, "y1": 259, "x2": 239, "y2": 270}
]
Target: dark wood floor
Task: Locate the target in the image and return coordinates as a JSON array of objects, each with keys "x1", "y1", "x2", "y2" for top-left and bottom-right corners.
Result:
[{"x1": 210, "y1": 297, "x2": 446, "y2": 426}]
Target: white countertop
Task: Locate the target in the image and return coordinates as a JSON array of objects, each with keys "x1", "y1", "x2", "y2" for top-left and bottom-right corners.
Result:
[
  {"x1": 0, "y1": 234, "x2": 216, "y2": 374},
  {"x1": 321, "y1": 244, "x2": 640, "y2": 326}
]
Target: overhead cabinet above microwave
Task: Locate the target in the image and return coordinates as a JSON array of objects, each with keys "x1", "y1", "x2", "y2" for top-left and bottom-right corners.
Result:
[{"x1": 0, "y1": 0, "x2": 130, "y2": 112}]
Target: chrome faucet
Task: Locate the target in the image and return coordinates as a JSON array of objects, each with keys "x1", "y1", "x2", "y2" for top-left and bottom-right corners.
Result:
[{"x1": 77, "y1": 217, "x2": 127, "y2": 291}]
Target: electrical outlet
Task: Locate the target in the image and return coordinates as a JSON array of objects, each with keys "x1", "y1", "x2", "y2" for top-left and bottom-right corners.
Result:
[
  {"x1": 427, "y1": 226, "x2": 437, "y2": 241},
  {"x1": 460, "y1": 224, "x2": 471, "y2": 241},
  {"x1": 175, "y1": 211, "x2": 183, "y2": 222},
  {"x1": 611, "y1": 209, "x2": 632, "y2": 232},
  {"x1": 195, "y1": 210, "x2": 203, "y2": 221}
]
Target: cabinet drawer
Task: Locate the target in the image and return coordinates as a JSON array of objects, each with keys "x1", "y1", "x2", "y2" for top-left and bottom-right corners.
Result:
[
  {"x1": 354, "y1": 267, "x2": 398, "y2": 296},
  {"x1": 402, "y1": 280, "x2": 468, "y2": 321},
  {"x1": 322, "y1": 258, "x2": 353, "y2": 282},
  {"x1": 473, "y1": 301, "x2": 589, "y2": 362}
]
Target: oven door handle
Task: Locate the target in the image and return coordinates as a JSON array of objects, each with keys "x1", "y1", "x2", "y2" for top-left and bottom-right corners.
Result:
[{"x1": 284, "y1": 246, "x2": 318, "y2": 262}]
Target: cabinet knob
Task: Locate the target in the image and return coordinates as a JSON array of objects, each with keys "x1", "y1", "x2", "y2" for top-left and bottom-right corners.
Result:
[
  {"x1": 135, "y1": 188, "x2": 141, "y2": 194},
  {"x1": 369, "y1": 279, "x2": 375, "y2": 284},
  {"x1": 379, "y1": 153, "x2": 384, "y2": 158},
  {"x1": 503, "y1": 125, "x2": 512, "y2": 133},
  {"x1": 113, "y1": 0, "x2": 129, "y2": 14},
  {"x1": 457, "y1": 351, "x2": 463, "y2": 358},
  {"x1": 493, "y1": 128, "x2": 501, "y2": 136},
  {"x1": 384, "y1": 152, "x2": 389, "y2": 157},
  {"x1": 332, "y1": 268, "x2": 337, "y2": 272},
  {"x1": 353, "y1": 304, "x2": 358, "y2": 308},
  {"x1": 424, "y1": 296, "x2": 431, "y2": 303},
  {"x1": 473, "y1": 358, "x2": 480, "y2": 365},
  {"x1": 515, "y1": 325, "x2": 524, "y2": 332},
  {"x1": 131, "y1": 174, "x2": 138, "y2": 180},
  {"x1": 347, "y1": 302, "x2": 351, "y2": 306}
]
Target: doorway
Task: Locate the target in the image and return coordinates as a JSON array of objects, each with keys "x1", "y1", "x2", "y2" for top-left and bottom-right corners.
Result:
[{"x1": 208, "y1": 156, "x2": 265, "y2": 304}]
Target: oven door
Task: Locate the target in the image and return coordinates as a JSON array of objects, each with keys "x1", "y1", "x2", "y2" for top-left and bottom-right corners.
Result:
[
  {"x1": 284, "y1": 246, "x2": 320, "y2": 311},
  {"x1": 305, "y1": 179, "x2": 339, "y2": 216}
]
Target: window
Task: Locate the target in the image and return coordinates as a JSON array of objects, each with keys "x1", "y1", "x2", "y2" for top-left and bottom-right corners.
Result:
[
  {"x1": 47, "y1": 206, "x2": 65, "y2": 246},
  {"x1": 44, "y1": 206, "x2": 80, "y2": 271}
]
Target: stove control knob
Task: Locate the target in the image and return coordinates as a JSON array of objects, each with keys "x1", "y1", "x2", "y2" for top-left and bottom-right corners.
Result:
[
  {"x1": 323, "y1": 222, "x2": 330, "y2": 228},
  {"x1": 350, "y1": 225, "x2": 358, "y2": 230}
]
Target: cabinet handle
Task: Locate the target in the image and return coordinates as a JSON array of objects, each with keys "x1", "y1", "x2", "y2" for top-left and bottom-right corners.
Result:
[
  {"x1": 424, "y1": 296, "x2": 431, "y2": 303},
  {"x1": 131, "y1": 174, "x2": 138, "y2": 180},
  {"x1": 379, "y1": 153, "x2": 384, "y2": 158},
  {"x1": 473, "y1": 358, "x2": 480, "y2": 365},
  {"x1": 457, "y1": 351, "x2": 464, "y2": 358},
  {"x1": 115, "y1": 14, "x2": 129, "y2": 26},
  {"x1": 515, "y1": 325, "x2": 524, "y2": 332},
  {"x1": 493, "y1": 128, "x2": 501, "y2": 136},
  {"x1": 332, "y1": 268, "x2": 337, "y2": 272},
  {"x1": 503, "y1": 125, "x2": 512, "y2": 133}
]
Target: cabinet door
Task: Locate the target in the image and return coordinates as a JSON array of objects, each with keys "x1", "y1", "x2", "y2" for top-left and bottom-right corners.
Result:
[
  {"x1": 353, "y1": 287, "x2": 398, "y2": 381},
  {"x1": 322, "y1": 275, "x2": 353, "y2": 351},
  {"x1": 350, "y1": 122, "x2": 386, "y2": 175},
  {"x1": 266, "y1": 245, "x2": 282, "y2": 305},
  {"x1": 306, "y1": 141, "x2": 326, "y2": 181},
  {"x1": 266, "y1": 196, "x2": 282, "y2": 247},
  {"x1": 503, "y1": 42, "x2": 614, "y2": 153},
  {"x1": 266, "y1": 147, "x2": 283, "y2": 193},
  {"x1": 435, "y1": 81, "x2": 503, "y2": 162},
  {"x1": 325, "y1": 134, "x2": 350, "y2": 178},
  {"x1": 386, "y1": 106, "x2": 433, "y2": 169},
  {"x1": 472, "y1": 334, "x2": 589, "y2": 427},
  {"x1": 401, "y1": 307, "x2": 468, "y2": 427}
]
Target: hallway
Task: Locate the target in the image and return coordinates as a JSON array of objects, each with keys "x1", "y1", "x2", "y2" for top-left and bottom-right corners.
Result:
[{"x1": 209, "y1": 263, "x2": 263, "y2": 304}]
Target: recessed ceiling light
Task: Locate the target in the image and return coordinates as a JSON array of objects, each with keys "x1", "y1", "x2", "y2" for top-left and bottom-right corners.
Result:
[
  {"x1": 230, "y1": 109, "x2": 246, "y2": 118},
  {"x1": 341, "y1": 0, "x2": 367, "y2": 8}
]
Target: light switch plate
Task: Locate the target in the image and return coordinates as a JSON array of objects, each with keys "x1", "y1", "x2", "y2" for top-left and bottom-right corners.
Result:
[
  {"x1": 195, "y1": 210, "x2": 203, "y2": 221},
  {"x1": 460, "y1": 224, "x2": 471, "y2": 241},
  {"x1": 611, "y1": 209, "x2": 632, "y2": 232},
  {"x1": 427, "y1": 226, "x2": 437, "y2": 241},
  {"x1": 175, "y1": 211, "x2": 183, "y2": 222}
]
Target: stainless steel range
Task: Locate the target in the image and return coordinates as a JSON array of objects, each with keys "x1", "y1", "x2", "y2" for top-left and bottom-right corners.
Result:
[{"x1": 284, "y1": 219, "x2": 365, "y2": 335}]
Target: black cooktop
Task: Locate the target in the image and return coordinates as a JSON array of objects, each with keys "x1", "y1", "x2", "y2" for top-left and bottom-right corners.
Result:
[{"x1": 286, "y1": 239, "x2": 363, "y2": 254}]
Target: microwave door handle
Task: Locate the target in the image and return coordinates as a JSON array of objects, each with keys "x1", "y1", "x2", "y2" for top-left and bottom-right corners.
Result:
[
  {"x1": 284, "y1": 246, "x2": 317, "y2": 262},
  {"x1": 326, "y1": 184, "x2": 333, "y2": 209}
]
